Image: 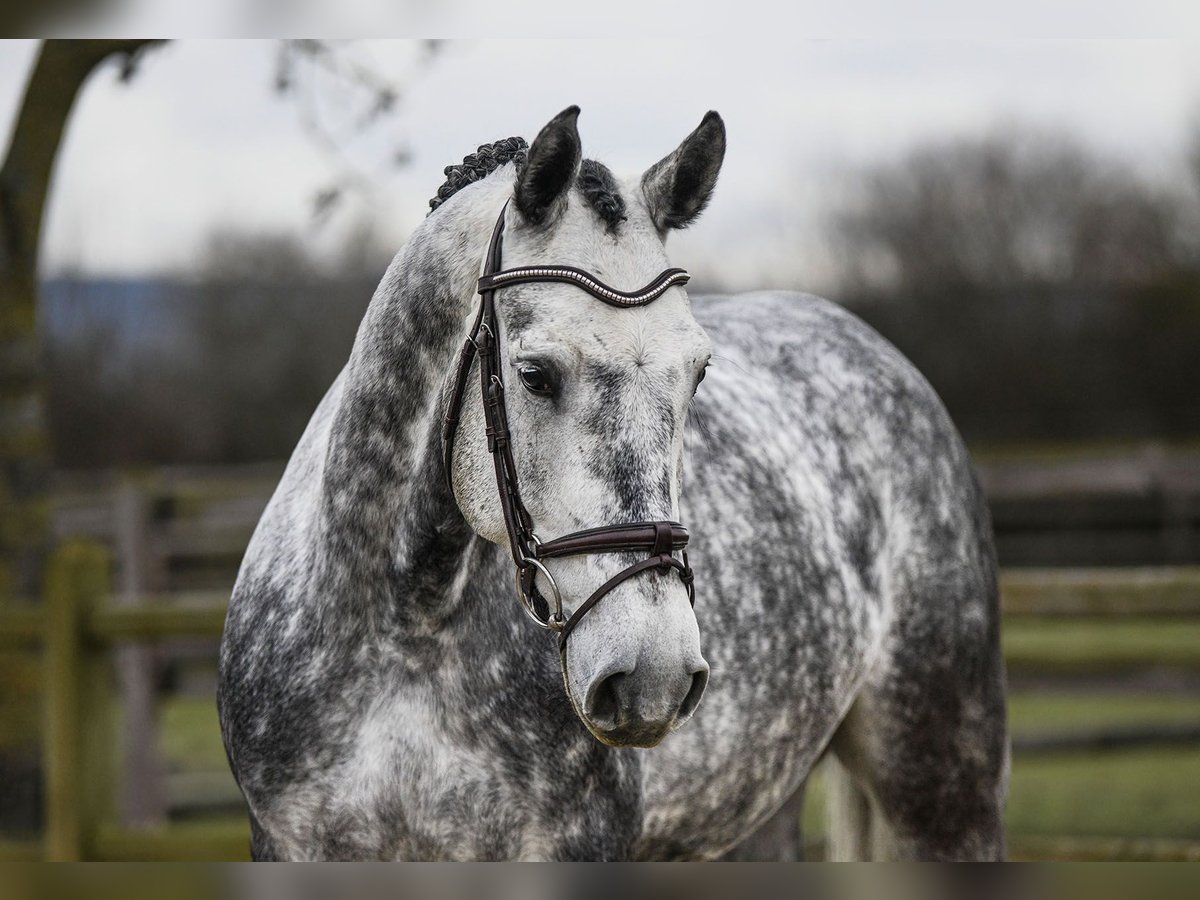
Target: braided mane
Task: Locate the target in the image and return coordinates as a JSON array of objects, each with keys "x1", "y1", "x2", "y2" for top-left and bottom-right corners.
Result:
[
  {"x1": 428, "y1": 137, "x2": 528, "y2": 214},
  {"x1": 428, "y1": 137, "x2": 627, "y2": 233}
]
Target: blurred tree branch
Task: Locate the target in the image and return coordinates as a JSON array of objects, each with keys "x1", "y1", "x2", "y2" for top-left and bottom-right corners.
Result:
[{"x1": 273, "y1": 39, "x2": 440, "y2": 220}]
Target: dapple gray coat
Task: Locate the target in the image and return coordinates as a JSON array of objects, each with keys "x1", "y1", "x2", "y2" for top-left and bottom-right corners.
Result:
[{"x1": 218, "y1": 109, "x2": 1008, "y2": 861}]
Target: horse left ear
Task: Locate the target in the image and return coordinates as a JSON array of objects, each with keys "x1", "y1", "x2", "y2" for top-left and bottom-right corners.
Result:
[{"x1": 641, "y1": 111, "x2": 726, "y2": 233}]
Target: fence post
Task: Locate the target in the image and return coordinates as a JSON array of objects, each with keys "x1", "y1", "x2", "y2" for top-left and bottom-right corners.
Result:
[
  {"x1": 43, "y1": 538, "x2": 108, "y2": 861},
  {"x1": 114, "y1": 475, "x2": 165, "y2": 827}
]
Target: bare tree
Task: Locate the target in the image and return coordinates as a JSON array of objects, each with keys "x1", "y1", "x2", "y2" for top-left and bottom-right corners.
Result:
[
  {"x1": 1, "y1": 40, "x2": 160, "y2": 597},
  {"x1": 832, "y1": 128, "x2": 1184, "y2": 299},
  {"x1": 0, "y1": 0, "x2": 115, "y2": 36},
  {"x1": 826, "y1": 125, "x2": 1200, "y2": 444}
]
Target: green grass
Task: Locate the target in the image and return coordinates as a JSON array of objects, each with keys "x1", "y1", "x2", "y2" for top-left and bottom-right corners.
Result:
[
  {"x1": 1003, "y1": 617, "x2": 1200, "y2": 674},
  {"x1": 802, "y1": 766, "x2": 830, "y2": 840},
  {"x1": 92, "y1": 818, "x2": 250, "y2": 861},
  {"x1": 803, "y1": 745, "x2": 1200, "y2": 845},
  {"x1": 802, "y1": 688, "x2": 1200, "y2": 845},
  {"x1": 1008, "y1": 691, "x2": 1200, "y2": 736},
  {"x1": 1007, "y1": 690, "x2": 1200, "y2": 840},
  {"x1": 1007, "y1": 747, "x2": 1200, "y2": 839},
  {"x1": 160, "y1": 694, "x2": 227, "y2": 772}
]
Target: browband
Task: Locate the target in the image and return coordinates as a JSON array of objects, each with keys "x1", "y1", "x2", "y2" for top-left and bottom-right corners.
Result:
[
  {"x1": 442, "y1": 201, "x2": 697, "y2": 653},
  {"x1": 478, "y1": 266, "x2": 690, "y2": 308}
]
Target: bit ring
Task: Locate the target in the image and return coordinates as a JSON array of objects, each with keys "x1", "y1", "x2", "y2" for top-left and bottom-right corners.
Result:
[{"x1": 515, "y1": 558, "x2": 564, "y2": 631}]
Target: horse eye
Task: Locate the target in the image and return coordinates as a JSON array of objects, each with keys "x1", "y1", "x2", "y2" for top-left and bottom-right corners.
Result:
[{"x1": 518, "y1": 363, "x2": 555, "y2": 396}]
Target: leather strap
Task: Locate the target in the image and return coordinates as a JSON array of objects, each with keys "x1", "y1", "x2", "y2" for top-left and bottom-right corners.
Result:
[
  {"x1": 535, "y1": 521, "x2": 689, "y2": 559},
  {"x1": 556, "y1": 551, "x2": 694, "y2": 651},
  {"x1": 479, "y1": 266, "x2": 690, "y2": 308},
  {"x1": 441, "y1": 208, "x2": 506, "y2": 496},
  {"x1": 441, "y1": 201, "x2": 697, "y2": 644}
]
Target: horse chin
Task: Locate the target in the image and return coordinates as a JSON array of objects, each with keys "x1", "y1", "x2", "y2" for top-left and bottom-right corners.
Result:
[{"x1": 581, "y1": 718, "x2": 673, "y2": 749}]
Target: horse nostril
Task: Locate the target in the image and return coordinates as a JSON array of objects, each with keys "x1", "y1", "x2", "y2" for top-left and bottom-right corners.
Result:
[
  {"x1": 585, "y1": 670, "x2": 628, "y2": 727},
  {"x1": 676, "y1": 665, "x2": 709, "y2": 724}
]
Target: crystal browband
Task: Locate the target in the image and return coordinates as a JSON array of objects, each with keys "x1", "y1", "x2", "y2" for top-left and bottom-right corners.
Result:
[{"x1": 477, "y1": 266, "x2": 690, "y2": 308}]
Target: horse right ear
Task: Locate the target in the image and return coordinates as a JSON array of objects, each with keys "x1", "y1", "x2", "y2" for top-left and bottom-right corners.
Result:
[
  {"x1": 513, "y1": 106, "x2": 582, "y2": 227},
  {"x1": 641, "y1": 111, "x2": 726, "y2": 233}
]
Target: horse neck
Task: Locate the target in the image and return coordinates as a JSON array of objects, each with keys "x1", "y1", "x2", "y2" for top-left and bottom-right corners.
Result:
[{"x1": 313, "y1": 182, "x2": 508, "y2": 637}]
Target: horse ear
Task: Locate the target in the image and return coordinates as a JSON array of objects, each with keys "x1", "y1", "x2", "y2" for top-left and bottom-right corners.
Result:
[
  {"x1": 513, "y1": 106, "x2": 582, "y2": 226},
  {"x1": 641, "y1": 111, "x2": 726, "y2": 232}
]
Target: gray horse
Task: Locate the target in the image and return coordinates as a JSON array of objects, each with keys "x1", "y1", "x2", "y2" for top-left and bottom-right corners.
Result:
[{"x1": 217, "y1": 107, "x2": 1008, "y2": 861}]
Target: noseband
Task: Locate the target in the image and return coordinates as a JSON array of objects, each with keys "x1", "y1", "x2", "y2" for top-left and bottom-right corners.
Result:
[{"x1": 441, "y1": 203, "x2": 696, "y2": 651}]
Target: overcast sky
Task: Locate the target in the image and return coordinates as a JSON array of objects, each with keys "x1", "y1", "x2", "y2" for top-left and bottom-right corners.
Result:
[
  {"x1": 44, "y1": 1, "x2": 1200, "y2": 40},
  {"x1": 4, "y1": 38, "x2": 1200, "y2": 291}
]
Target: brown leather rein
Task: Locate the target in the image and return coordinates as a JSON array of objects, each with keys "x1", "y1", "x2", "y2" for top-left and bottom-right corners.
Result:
[{"x1": 441, "y1": 203, "x2": 696, "y2": 651}]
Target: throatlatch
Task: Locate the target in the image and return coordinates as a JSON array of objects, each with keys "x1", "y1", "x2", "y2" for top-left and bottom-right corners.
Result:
[{"x1": 441, "y1": 202, "x2": 696, "y2": 650}]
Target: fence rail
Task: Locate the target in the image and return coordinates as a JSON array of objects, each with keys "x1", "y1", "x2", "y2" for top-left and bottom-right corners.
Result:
[{"x1": 1000, "y1": 566, "x2": 1200, "y2": 616}]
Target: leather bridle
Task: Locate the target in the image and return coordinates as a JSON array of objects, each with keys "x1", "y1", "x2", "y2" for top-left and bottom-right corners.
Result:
[{"x1": 441, "y1": 202, "x2": 696, "y2": 651}]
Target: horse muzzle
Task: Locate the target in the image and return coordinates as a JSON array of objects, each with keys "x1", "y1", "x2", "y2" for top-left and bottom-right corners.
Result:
[
  {"x1": 555, "y1": 566, "x2": 709, "y2": 748},
  {"x1": 580, "y1": 657, "x2": 710, "y2": 748}
]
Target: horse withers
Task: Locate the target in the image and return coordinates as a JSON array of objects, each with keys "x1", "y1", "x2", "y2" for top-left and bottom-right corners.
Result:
[{"x1": 217, "y1": 107, "x2": 1009, "y2": 860}]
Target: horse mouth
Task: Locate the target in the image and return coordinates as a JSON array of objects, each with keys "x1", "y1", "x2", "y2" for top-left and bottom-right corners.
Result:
[{"x1": 584, "y1": 718, "x2": 676, "y2": 749}]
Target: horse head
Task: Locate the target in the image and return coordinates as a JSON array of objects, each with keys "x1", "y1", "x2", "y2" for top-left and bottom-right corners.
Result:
[{"x1": 443, "y1": 107, "x2": 725, "y2": 748}]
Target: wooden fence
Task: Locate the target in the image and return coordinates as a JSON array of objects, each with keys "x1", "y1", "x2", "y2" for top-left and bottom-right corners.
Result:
[
  {"x1": 0, "y1": 541, "x2": 244, "y2": 861},
  {"x1": 1, "y1": 442, "x2": 1199, "y2": 860}
]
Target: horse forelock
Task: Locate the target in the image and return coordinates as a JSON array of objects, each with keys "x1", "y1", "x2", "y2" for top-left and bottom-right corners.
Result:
[{"x1": 576, "y1": 159, "x2": 627, "y2": 233}]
